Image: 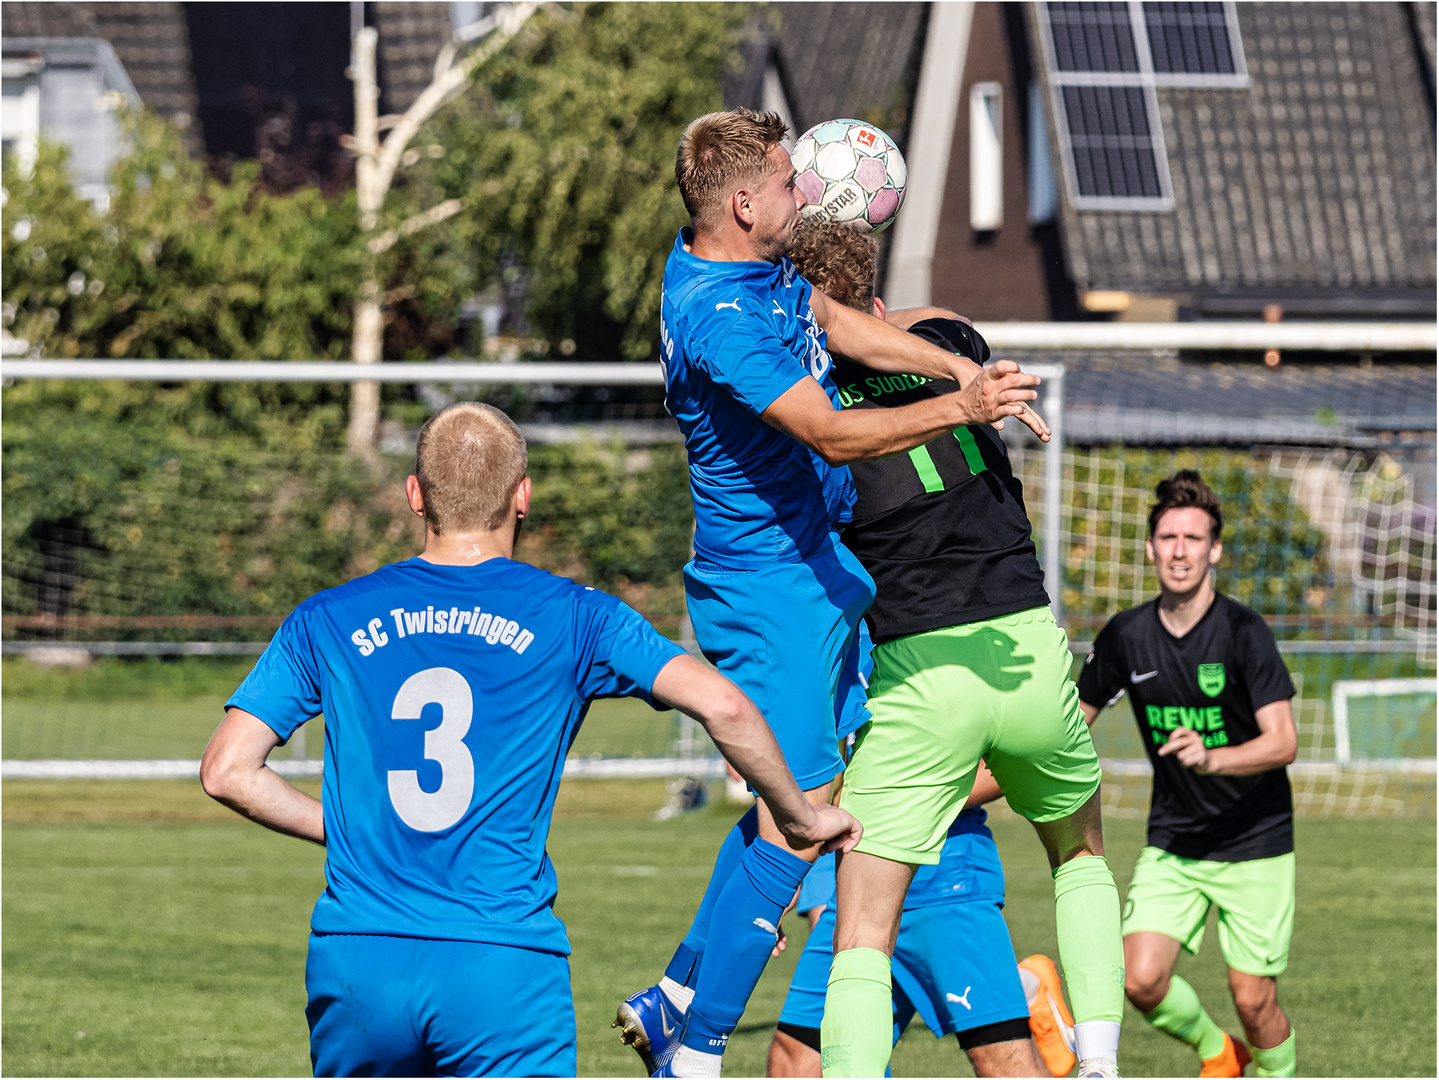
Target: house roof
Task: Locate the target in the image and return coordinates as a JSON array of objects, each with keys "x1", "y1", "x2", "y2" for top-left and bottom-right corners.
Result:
[
  {"x1": 2, "y1": 2, "x2": 202, "y2": 152},
  {"x1": 727, "y1": 3, "x2": 928, "y2": 149},
  {"x1": 371, "y1": 2, "x2": 453, "y2": 114},
  {"x1": 1044, "y1": 2, "x2": 1437, "y2": 309}
]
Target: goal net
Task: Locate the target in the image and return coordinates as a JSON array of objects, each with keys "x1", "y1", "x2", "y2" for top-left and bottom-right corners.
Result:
[{"x1": 3, "y1": 368, "x2": 1434, "y2": 816}]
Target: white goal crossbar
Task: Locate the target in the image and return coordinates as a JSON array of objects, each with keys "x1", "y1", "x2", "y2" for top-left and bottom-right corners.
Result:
[{"x1": 1331, "y1": 678, "x2": 1438, "y2": 771}]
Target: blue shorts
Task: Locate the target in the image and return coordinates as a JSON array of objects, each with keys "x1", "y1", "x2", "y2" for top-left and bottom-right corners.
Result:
[
  {"x1": 305, "y1": 933, "x2": 575, "y2": 1077},
  {"x1": 779, "y1": 901, "x2": 1029, "y2": 1038},
  {"x1": 685, "y1": 533, "x2": 874, "y2": 790}
]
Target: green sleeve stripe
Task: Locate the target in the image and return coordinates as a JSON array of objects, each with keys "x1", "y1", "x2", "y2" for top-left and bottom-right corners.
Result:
[
  {"x1": 953, "y1": 427, "x2": 988, "y2": 475},
  {"x1": 908, "y1": 445, "x2": 946, "y2": 492}
]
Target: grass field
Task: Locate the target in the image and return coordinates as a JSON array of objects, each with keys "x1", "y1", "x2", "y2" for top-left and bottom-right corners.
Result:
[{"x1": 3, "y1": 777, "x2": 1434, "y2": 1077}]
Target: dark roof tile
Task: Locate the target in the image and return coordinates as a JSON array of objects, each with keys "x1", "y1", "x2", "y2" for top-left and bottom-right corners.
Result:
[{"x1": 1053, "y1": 2, "x2": 1436, "y2": 296}]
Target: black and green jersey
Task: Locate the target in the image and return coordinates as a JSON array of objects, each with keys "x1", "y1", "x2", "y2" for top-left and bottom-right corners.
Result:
[
  {"x1": 834, "y1": 317, "x2": 1049, "y2": 644},
  {"x1": 1076, "y1": 593, "x2": 1296, "y2": 861}
]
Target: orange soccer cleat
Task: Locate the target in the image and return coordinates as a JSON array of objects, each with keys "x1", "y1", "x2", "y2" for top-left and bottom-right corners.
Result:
[
  {"x1": 1019, "y1": 954, "x2": 1077, "y2": 1078},
  {"x1": 1199, "y1": 1033, "x2": 1252, "y2": 1078}
]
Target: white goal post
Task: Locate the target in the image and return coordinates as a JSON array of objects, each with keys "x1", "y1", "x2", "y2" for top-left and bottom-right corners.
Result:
[{"x1": 1331, "y1": 678, "x2": 1438, "y2": 771}]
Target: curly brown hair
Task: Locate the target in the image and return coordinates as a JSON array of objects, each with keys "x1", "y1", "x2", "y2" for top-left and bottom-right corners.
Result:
[
  {"x1": 1148, "y1": 469, "x2": 1224, "y2": 541},
  {"x1": 675, "y1": 109, "x2": 789, "y2": 231},
  {"x1": 787, "y1": 222, "x2": 879, "y2": 312}
]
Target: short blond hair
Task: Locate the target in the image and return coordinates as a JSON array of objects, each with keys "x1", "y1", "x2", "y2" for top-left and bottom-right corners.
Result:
[
  {"x1": 789, "y1": 222, "x2": 880, "y2": 312},
  {"x1": 414, "y1": 402, "x2": 527, "y2": 534},
  {"x1": 676, "y1": 108, "x2": 789, "y2": 230}
]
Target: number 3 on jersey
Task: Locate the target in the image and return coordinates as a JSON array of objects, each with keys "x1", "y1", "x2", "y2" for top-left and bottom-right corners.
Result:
[{"x1": 387, "y1": 667, "x2": 474, "y2": 832}]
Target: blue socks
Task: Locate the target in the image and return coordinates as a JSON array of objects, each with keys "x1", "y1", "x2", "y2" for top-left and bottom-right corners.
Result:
[
  {"x1": 673, "y1": 806, "x2": 759, "y2": 981},
  {"x1": 680, "y1": 836, "x2": 812, "y2": 1048}
]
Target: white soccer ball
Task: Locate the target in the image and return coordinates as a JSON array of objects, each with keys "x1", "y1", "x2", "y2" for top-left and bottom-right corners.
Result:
[{"x1": 791, "y1": 119, "x2": 907, "y2": 234}]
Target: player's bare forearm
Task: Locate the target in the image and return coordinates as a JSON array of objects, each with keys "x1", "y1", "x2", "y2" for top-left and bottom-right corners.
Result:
[
  {"x1": 884, "y1": 306, "x2": 970, "y2": 331},
  {"x1": 651, "y1": 656, "x2": 861, "y2": 852},
  {"x1": 762, "y1": 368, "x2": 1045, "y2": 466},
  {"x1": 1080, "y1": 700, "x2": 1103, "y2": 727},
  {"x1": 814, "y1": 289, "x2": 977, "y2": 383},
  {"x1": 201, "y1": 708, "x2": 325, "y2": 845},
  {"x1": 1159, "y1": 701, "x2": 1296, "y2": 775}
]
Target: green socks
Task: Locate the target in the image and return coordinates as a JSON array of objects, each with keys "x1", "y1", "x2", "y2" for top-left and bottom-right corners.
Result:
[
  {"x1": 1143, "y1": 975, "x2": 1228, "y2": 1060},
  {"x1": 1053, "y1": 855, "x2": 1125, "y2": 1023},
  {"x1": 1253, "y1": 1030, "x2": 1297, "y2": 1078},
  {"x1": 820, "y1": 948, "x2": 892, "y2": 1078}
]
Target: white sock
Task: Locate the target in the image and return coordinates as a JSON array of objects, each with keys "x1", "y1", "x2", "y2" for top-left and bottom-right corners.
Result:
[
  {"x1": 659, "y1": 976, "x2": 694, "y2": 1013},
  {"x1": 669, "y1": 1044, "x2": 723, "y2": 1077},
  {"x1": 1074, "y1": 1019, "x2": 1121, "y2": 1061},
  {"x1": 1018, "y1": 965, "x2": 1042, "y2": 1007}
]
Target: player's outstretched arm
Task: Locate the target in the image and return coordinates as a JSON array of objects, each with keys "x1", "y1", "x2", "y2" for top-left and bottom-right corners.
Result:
[
  {"x1": 763, "y1": 362, "x2": 1047, "y2": 465},
  {"x1": 812, "y1": 288, "x2": 977, "y2": 384},
  {"x1": 1157, "y1": 699, "x2": 1298, "y2": 776},
  {"x1": 650, "y1": 655, "x2": 861, "y2": 854},
  {"x1": 201, "y1": 708, "x2": 325, "y2": 845}
]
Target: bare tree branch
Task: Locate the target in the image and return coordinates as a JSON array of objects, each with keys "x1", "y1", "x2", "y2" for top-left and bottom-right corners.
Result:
[{"x1": 367, "y1": 199, "x2": 465, "y2": 254}]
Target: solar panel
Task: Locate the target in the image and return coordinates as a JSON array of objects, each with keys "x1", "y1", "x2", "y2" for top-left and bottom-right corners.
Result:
[
  {"x1": 1058, "y1": 86, "x2": 1164, "y2": 199},
  {"x1": 1034, "y1": 1, "x2": 1246, "y2": 209},
  {"x1": 1044, "y1": 2, "x2": 1140, "y2": 73},
  {"x1": 1143, "y1": 2, "x2": 1239, "y2": 76}
]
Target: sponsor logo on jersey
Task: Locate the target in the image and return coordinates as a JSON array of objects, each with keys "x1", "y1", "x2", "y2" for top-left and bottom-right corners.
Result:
[
  {"x1": 1198, "y1": 662, "x2": 1226, "y2": 697},
  {"x1": 1144, "y1": 704, "x2": 1229, "y2": 748},
  {"x1": 714, "y1": 298, "x2": 741, "y2": 313},
  {"x1": 1131, "y1": 669, "x2": 1159, "y2": 683}
]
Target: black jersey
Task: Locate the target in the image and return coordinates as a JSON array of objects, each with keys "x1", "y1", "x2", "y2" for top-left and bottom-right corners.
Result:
[
  {"x1": 834, "y1": 318, "x2": 1049, "y2": 644},
  {"x1": 1076, "y1": 593, "x2": 1296, "y2": 862}
]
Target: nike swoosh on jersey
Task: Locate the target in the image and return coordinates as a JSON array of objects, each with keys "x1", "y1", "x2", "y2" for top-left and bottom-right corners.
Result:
[{"x1": 1131, "y1": 670, "x2": 1159, "y2": 683}]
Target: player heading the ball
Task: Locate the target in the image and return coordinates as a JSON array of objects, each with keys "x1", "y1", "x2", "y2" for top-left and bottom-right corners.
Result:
[
  {"x1": 201, "y1": 402, "x2": 861, "y2": 1079},
  {"x1": 615, "y1": 108, "x2": 1051, "y2": 1079}
]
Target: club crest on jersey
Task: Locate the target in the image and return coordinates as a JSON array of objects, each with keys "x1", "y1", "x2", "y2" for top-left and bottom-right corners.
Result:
[{"x1": 1198, "y1": 663, "x2": 1226, "y2": 697}]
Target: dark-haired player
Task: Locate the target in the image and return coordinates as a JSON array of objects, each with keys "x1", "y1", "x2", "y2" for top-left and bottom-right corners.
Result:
[
  {"x1": 615, "y1": 109, "x2": 1050, "y2": 1078},
  {"x1": 786, "y1": 222, "x2": 1124, "y2": 1080},
  {"x1": 1077, "y1": 471, "x2": 1299, "y2": 1079}
]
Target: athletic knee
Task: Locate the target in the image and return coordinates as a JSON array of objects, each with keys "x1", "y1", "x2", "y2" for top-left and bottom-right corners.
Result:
[
  {"x1": 1230, "y1": 981, "x2": 1278, "y2": 1026},
  {"x1": 1124, "y1": 968, "x2": 1170, "y2": 1013}
]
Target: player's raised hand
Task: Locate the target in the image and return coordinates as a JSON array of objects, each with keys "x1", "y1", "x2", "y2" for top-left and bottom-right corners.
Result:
[
  {"x1": 781, "y1": 803, "x2": 863, "y2": 854},
  {"x1": 953, "y1": 360, "x2": 1051, "y2": 442},
  {"x1": 1158, "y1": 726, "x2": 1213, "y2": 772}
]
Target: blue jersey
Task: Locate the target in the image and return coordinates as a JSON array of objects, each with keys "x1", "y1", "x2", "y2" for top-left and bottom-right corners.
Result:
[
  {"x1": 795, "y1": 809, "x2": 1004, "y2": 914},
  {"x1": 226, "y1": 557, "x2": 685, "y2": 956},
  {"x1": 659, "y1": 228, "x2": 855, "y2": 568}
]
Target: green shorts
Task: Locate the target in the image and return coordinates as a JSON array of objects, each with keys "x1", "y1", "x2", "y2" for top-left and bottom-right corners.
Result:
[
  {"x1": 1122, "y1": 847, "x2": 1295, "y2": 976},
  {"x1": 840, "y1": 606, "x2": 1102, "y2": 864}
]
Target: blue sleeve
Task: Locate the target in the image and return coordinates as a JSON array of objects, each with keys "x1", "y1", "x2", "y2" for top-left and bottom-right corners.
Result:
[
  {"x1": 699, "y1": 310, "x2": 811, "y2": 416},
  {"x1": 224, "y1": 606, "x2": 323, "y2": 741},
  {"x1": 576, "y1": 594, "x2": 687, "y2": 707}
]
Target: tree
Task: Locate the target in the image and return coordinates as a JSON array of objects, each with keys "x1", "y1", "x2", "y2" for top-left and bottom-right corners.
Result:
[
  {"x1": 386, "y1": 2, "x2": 754, "y2": 367},
  {"x1": 345, "y1": 2, "x2": 542, "y2": 454}
]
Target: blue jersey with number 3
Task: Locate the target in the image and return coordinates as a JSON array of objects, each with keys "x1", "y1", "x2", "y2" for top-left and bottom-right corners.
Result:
[{"x1": 226, "y1": 557, "x2": 685, "y2": 955}]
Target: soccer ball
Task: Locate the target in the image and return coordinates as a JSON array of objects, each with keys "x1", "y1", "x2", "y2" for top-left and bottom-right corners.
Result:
[{"x1": 791, "y1": 119, "x2": 907, "y2": 233}]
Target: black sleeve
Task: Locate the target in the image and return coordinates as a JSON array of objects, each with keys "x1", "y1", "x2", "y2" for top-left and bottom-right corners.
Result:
[
  {"x1": 907, "y1": 317, "x2": 991, "y2": 365},
  {"x1": 1076, "y1": 618, "x2": 1128, "y2": 709},
  {"x1": 1236, "y1": 614, "x2": 1296, "y2": 710}
]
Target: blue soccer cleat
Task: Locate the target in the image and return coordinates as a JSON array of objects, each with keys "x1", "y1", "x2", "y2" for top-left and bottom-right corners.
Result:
[{"x1": 612, "y1": 985, "x2": 685, "y2": 1075}]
